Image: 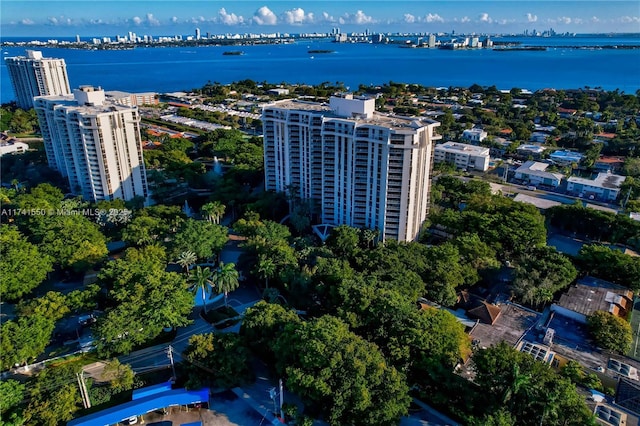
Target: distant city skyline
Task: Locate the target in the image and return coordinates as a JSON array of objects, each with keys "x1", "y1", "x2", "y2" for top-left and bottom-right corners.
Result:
[{"x1": 2, "y1": 1, "x2": 640, "y2": 37}]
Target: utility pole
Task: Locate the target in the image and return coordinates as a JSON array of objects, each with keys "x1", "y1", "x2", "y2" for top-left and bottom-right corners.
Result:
[
  {"x1": 279, "y1": 378, "x2": 284, "y2": 420},
  {"x1": 167, "y1": 345, "x2": 176, "y2": 380},
  {"x1": 76, "y1": 372, "x2": 91, "y2": 409}
]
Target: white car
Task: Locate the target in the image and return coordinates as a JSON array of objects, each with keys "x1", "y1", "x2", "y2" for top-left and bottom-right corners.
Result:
[{"x1": 125, "y1": 416, "x2": 138, "y2": 425}]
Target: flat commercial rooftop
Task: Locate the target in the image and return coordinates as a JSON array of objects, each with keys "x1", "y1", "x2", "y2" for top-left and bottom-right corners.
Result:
[{"x1": 264, "y1": 99, "x2": 437, "y2": 129}]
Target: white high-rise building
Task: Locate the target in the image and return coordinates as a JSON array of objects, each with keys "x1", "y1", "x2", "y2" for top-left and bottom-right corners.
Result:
[
  {"x1": 262, "y1": 94, "x2": 441, "y2": 242},
  {"x1": 34, "y1": 86, "x2": 148, "y2": 203},
  {"x1": 5, "y1": 50, "x2": 71, "y2": 109}
]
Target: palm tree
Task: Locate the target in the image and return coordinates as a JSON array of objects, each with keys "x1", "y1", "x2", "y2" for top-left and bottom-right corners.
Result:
[
  {"x1": 255, "y1": 254, "x2": 276, "y2": 289},
  {"x1": 176, "y1": 250, "x2": 197, "y2": 275},
  {"x1": 201, "y1": 202, "x2": 215, "y2": 223},
  {"x1": 211, "y1": 201, "x2": 225, "y2": 224},
  {"x1": 189, "y1": 266, "x2": 214, "y2": 314},
  {"x1": 212, "y1": 262, "x2": 239, "y2": 308},
  {"x1": 201, "y1": 201, "x2": 225, "y2": 224}
]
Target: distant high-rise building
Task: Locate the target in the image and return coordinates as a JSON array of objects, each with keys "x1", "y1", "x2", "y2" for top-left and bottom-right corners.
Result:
[
  {"x1": 34, "y1": 86, "x2": 148, "y2": 203},
  {"x1": 76, "y1": 34, "x2": 81, "y2": 43},
  {"x1": 195, "y1": 28, "x2": 201, "y2": 40},
  {"x1": 428, "y1": 34, "x2": 436, "y2": 48},
  {"x1": 4, "y1": 50, "x2": 71, "y2": 109},
  {"x1": 262, "y1": 94, "x2": 441, "y2": 242}
]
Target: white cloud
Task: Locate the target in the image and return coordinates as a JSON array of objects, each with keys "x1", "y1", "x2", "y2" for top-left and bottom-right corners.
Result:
[
  {"x1": 479, "y1": 13, "x2": 492, "y2": 23},
  {"x1": 283, "y1": 8, "x2": 313, "y2": 25},
  {"x1": 48, "y1": 16, "x2": 59, "y2": 25},
  {"x1": 341, "y1": 10, "x2": 374, "y2": 25},
  {"x1": 253, "y1": 6, "x2": 277, "y2": 25},
  {"x1": 21, "y1": 18, "x2": 34, "y2": 25},
  {"x1": 425, "y1": 13, "x2": 444, "y2": 23},
  {"x1": 526, "y1": 13, "x2": 537, "y2": 23},
  {"x1": 171, "y1": 16, "x2": 178, "y2": 23},
  {"x1": 461, "y1": 16, "x2": 471, "y2": 23},
  {"x1": 620, "y1": 16, "x2": 640, "y2": 23},
  {"x1": 338, "y1": 17, "x2": 345, "y2": 25},
  {"x1": 132, "y1": 16, "x2": 142, "y2": 25},
  {"x1": 146, "y1": 13, "x2": 160, "y2": 26},
  {"x1": 218, "y1": 8, "x2": 244, "y2": 25},
  {"x1": 321, "y1": 11, "x2": 337, "y2": 23},
  {"x1": 559, "y1": 16, "x2": 572, "y2": 24},
  {"x1": 404, "y1": 13, "x2": 416, "y2": 24},
  {"x1": 591, "y1": 16, "x2": 600, "y2": 23}
]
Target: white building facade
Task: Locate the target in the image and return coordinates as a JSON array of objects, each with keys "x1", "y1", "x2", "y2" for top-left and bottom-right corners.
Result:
[
  {"x1": 461, "y1": 128, "x2": 488, "y2": 143},
  {"x1": 262, "y1": 94, "x2": 441, "y2": 242},
  {"x1": 567, "y1": 172, "x2": 626, "y2": 202},
  {"x1": 433, "y1": 142, "x2": 490, "y2": 171},
  {"x1": 5, "y1": 50, "x2": 71, "y2": 109},
  {"x1": 34, "y1": 86, "x2": 148, "y2": 203},
  {"x1": 514, "y1": 161, "x2": 564, "y2": 188}
]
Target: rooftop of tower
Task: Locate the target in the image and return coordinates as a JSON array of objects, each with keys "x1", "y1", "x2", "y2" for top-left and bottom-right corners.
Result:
[{"x1": 265, "y1": 98, "x2": 439, "y2": 130}]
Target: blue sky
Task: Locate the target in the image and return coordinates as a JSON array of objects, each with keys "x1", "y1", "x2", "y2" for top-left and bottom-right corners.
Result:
[{"x1": 2, "y1": 1, "x2": 640, "y2": 37}]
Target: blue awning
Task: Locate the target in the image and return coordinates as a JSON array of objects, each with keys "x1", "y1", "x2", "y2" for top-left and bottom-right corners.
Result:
[
  {"x1": 67, "y1": 388, "x2": 209, "y2": 426},
  {"x1": 132, "y1": 381, "x2": 173, "y2": 400}
]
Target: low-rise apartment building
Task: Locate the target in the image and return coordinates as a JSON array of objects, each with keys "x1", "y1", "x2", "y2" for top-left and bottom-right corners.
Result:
[{"x1": 433, "y1": 142, "x2": 490, "y2": 171}]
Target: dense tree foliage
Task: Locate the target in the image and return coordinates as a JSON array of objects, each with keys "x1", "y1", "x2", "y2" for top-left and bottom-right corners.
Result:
[
  {"x1": 432, "y1": 193, "x2": 546, "y2": 258},
  {"x1": 587, "y1": 311, "x2": 633, "y2": 353},
  {"x1": 0, "y1": 314, "x2": 55, "y2": 370},
  {"x1": 94, "y1": 246, "x2": 192, "y2": 356},
  {"x1": 577, "y1": 245, "x2": 640, "y2": 290},
  {"x1": 241, "y1": 301, "x2": 301, "y2": 362},
  {"x1": 273, "y1": 315, "x2": 411, "y2": 426},
  {"x1": 511, "y1": 246, "x2": 578, "y2": 307},
  {"x1": 0, "y1": 379, "x2": 25, "y2": 425},
  {"x1": 473, "y1": 342, "x2": 596, "y2": 426},
  {"x1": 23, "y1": 363, "x2": 81, "y2": 426},
  {"x1": 0, "y1": 225, "x2": 52, "y2": 301},
  {"x1": 29, "y1": 214, "x2": 108, "y2": 272},
  {"x1": 171, "y1": 218, "x2": 228, "y2": 260},
  {"x1": 546, "y1": 204, "x2": 640, "y2": 250},
  {"x1": 183, "y1": 333, "x2": 252, "y2": 389},
  {"x1": 329, "y1": 278, "x2": 470, "y2": 380}
]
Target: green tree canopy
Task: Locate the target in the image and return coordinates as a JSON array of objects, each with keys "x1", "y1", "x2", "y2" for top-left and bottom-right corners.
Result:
[
  {"x1": 511, "y1": 246, "x2": 578, "y2": 307},
  {"x1": 240, "y1": 301, "x2": 301, "y2": 361},
  {"x1": 326, "y1": 225, "x2": 360, "y2": 258},
  {"x1": 273, "y1": 315, "x2": 411, "y2": 426},
  {"x1": 472, "y1": 342, "x2": 596, "y2": 426},
  {"x1": 183, "y1": 333, "x2": 252, "y2": 389},
  {"x1": 122, "y1": 215, "x2": 170, "y2": 246},
  {"x1": 577, "y1": 245, "x2": 640, "y2": 290},
  {"x1": 94, "y1": 246, "x2": 192, "y2": 356},
  {"x1": 0, "y1": 225, "x2": 53, "y2": 301},
  {"x1": 171, "y1": 219, "x2": 228, "y2": 260},
  {"x1": 23, "y1": 363, "x2": 81, "y2": 426},
  {"x1": 30, "y1": 214, "x2": 108, "y2": 272},
  {"x1": 0, "y1": 379, "x2": 25, "y2": 423},
  {"x1": 587, "y1": 311, "x2": 633, "y2": 353},
  {"x1": 1, "y1": 314, "x2": 55, "y2": 370}
]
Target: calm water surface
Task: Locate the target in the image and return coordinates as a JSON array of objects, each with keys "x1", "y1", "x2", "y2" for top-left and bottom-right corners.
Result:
[{"x1": 2, "y1": 36, "x2": 639, "y2": 104}]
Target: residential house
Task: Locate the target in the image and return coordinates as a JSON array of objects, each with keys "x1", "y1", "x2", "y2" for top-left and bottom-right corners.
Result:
[
  {"x1": 461, "y1": 128, "x2": 488, "y2": 143},
  {"x1": 514, "y1": 161, "x2": 564, "y2": 188}
]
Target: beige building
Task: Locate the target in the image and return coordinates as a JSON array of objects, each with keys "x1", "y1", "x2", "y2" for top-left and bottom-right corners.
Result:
[
  {"x1": 262, "y1": 94, "x2": 441, "y2": 242},
  {"x1": 5, "y1": 50, "x2": 71, "y2": 109},
  {"x1": 34, "y1": 86, "x2": 148, "y2": 203}
]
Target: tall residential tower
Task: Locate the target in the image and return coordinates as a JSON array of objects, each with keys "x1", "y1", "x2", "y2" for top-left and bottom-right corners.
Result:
[
  {"x1": 262, "y1": 94, "x2": 440, "y2": 242},
  {"x1": 5, "y1": 50, "x2": 71, "y2": 109},
  {"x1": 34, "y1": 86, "x2": 148, "y2": 203}
]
